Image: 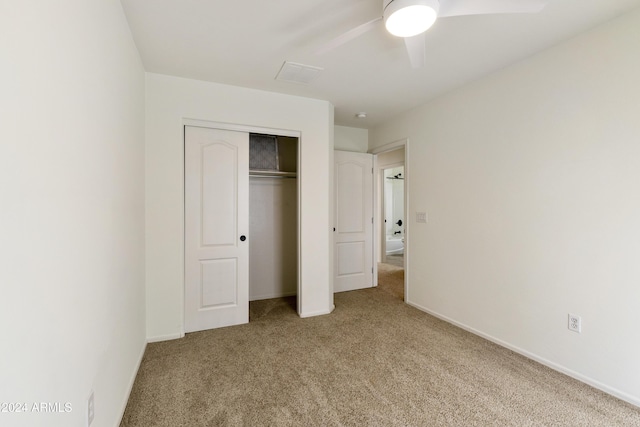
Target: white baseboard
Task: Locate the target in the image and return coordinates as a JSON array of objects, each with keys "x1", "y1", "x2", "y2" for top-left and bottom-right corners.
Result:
[
  {"x1": 146, "y1": 331, "x2": 184, "y2": 343},
  {"x1": 116, "y1": 340, "x2": 147, "y2": 426},
  {"x1": 299, "y1": 307, "x2": 333, "y2": 318},
  {"x1": 406, "y1": 299, "x2": 640, "y2": 408}
]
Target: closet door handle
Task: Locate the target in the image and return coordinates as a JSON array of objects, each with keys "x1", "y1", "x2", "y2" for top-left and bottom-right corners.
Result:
[{"x1": 240, "y1": 235, "x2": 246, "y2": 242}]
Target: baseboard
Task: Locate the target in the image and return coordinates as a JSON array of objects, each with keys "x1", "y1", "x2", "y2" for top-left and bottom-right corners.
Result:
[
  {"x1": 299, "y1": 308, "x2": 333, "y2": 318},
  {"x1": 146, "y1": 331, "x2": 184, "y2": 343},
  {"x1": 406, "y1": 299, "x2": 640, "y2": 408},
  {"x1": 116, "y1": 340, "x2": 147, "y2": 426}
]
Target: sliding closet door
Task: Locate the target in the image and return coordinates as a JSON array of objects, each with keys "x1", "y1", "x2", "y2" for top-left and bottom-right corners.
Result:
[{"x1": 184, "y1": 126, "x2": 249, "y2": 332}]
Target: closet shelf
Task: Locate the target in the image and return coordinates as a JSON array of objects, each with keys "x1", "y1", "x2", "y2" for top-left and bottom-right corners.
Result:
[{"x1": 249, "y1": 170, "x2": 297, "y2": 178}]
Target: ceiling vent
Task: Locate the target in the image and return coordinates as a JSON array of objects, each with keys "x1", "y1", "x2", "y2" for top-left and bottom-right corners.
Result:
[{"x1": 275, "y1": 61, "x2": 323, "y2": 84}]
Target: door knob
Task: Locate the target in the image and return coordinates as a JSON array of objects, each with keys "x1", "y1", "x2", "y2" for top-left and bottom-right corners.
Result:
[{"x1": 240, "y1": 235, "x2": 246, "y2": 242}]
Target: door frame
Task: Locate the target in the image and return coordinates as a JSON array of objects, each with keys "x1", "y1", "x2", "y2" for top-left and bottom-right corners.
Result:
[
  {"x1": 182, "y1": 118, "x2": 302, "y2": 326},
  {"x1": 370, "y1": 139, "x2": 409, "y2": 301}
]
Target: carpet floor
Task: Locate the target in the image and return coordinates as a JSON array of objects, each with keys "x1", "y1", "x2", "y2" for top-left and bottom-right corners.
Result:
[
  {"x1": 384, "y1": 254, "x2": 404, "y2": 268},
  {"x1": 121, "y1": 264, "x2": 640, "y2": 426}
]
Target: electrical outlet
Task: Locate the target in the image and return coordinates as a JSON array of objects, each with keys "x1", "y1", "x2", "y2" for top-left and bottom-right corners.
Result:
[
  {"x1": 87, "y1": 391, "x2": 94, "y2": 426},
  {"x1": 568, "y1": 314, "x2": 581, "y2": 333}
]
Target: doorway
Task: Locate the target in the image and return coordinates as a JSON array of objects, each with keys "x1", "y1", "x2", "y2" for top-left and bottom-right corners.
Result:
[
  {"x1": 383, "y1": 165, "x2": 404, "y2": 268},
  {"x1": 371, "y1": 141, "x2": 408, "y2": 302},
  {"x1": 248, "y1": 134, "x2": 299, "y2": 320},
  {"x1": 184, "y1": 125, "x2": 300, "y2": 333}
]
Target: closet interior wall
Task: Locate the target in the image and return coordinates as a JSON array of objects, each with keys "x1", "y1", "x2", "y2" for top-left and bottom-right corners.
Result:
[{"x1": 249, "y1": 135, "x2": 298, "y2": 301}]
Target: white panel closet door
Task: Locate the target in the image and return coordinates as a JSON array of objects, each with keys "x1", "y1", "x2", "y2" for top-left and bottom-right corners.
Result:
[
  {"x1": 184, "y1": 126, "x2": 249, "y2": 332},
  {"x1": 334, "y1": 151, "x2": 374, "y2": 292}
]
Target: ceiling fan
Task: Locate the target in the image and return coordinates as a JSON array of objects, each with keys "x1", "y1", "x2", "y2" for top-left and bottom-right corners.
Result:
[{"x1": 316, "y1": 0, "x2": 549, "y2": 68}]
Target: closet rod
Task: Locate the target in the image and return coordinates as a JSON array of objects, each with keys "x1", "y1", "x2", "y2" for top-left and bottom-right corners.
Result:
[
  {"x1": 249, "y1": 170, "x2": 297, "y2": 179},
  {"x1": 250, "y1": 175, "x2": 296, "y2": 179}
]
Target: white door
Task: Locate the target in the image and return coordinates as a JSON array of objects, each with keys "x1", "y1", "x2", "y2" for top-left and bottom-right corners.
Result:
[
  {"x1": 184, "y1": 126, "x2": 249, "y2": 332},
  {"x1": 334, "y1": 151, "x2": 374, "y2": 292}
]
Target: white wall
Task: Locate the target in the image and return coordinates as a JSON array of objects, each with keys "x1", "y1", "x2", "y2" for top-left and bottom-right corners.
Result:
[
  {"x1": 335, "y1": 125, "x2": 368, "y2": 152},
  {"x1": 371, "y1": 9, "x2": 640, "y2": 405},
  {"x1": 249, "y1": 178, "x2": 297, "y2": 300},
  {"x1": 146, "y1": 73, "x2": 334, "y2": 340},
  {"x1": 0, "y1": 2, "x2": 146, "y2": 426},
  {"x1": 377, "y1": 148, "x2": 405, "y2": 168}
]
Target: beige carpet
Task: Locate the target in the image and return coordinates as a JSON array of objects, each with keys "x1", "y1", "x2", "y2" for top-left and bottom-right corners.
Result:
[
  {"x1": 121, "y1": 266, "x2": 640, "y2": 426},
  {"x1": 377, "y1": 262, "x2": 404, "y2": 301},
  {"x1": 384, "y1": 254, "x2": 404, "y2": 268}
]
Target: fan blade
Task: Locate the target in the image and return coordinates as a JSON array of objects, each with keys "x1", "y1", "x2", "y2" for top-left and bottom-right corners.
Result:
[
  {"x1": 404, "y1": 33, "x2": 426, "y2": 68},
  {"x1": 315, "y1": 17, "x2": 382, "y2": 55},
  {"x1": 438, "y1": 0, "x2": 548, "y2": 18}
]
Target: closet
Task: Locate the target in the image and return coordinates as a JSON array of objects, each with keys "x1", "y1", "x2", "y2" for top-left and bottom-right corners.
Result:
[
  {"x1": 248, "y1": 133, "x2": 298, "y2": 301},
  {"x1": 184, "y1": 126, "x2": 298, "y2": 333}
]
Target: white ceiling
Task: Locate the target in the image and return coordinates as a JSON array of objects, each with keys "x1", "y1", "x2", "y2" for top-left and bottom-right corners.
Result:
[{"x1": 120, "y1": 0, "x2": 640, "y2": 129}]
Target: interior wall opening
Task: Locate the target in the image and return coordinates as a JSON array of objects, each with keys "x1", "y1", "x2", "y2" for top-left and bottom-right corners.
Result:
[
  {"x1": 184, "y1": 124, "x2": 301, "y2": 333},
  {"x1": 383, "y1": 165, "x2": 405, "y2": 268},
  {"x1": 248, "y1": 133, "x2": 299, "y2": 317},
  {"x1": 373, "y1": 143, "x2": 407, "y2": 302}
]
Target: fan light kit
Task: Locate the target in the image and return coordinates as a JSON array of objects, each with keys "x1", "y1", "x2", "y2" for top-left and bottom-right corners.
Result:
[
  {"x1": 384, "y1": 0, "x2": 439, "y2": 38},
  {"x1": 316, "y1": 0, "x2": 549, "y2": 69}
]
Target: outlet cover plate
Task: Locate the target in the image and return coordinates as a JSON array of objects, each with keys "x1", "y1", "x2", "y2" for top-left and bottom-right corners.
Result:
[{"x1": 568, "y1": 314, "x2": 581, "y2": 333}]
